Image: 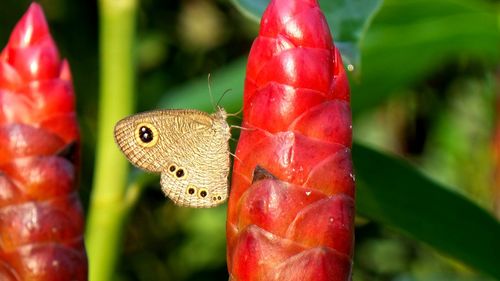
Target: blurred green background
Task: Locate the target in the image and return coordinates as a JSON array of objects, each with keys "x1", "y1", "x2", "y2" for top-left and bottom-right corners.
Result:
[{"x1": 1, "y1": 0, "x2": 499, "y2": 280}]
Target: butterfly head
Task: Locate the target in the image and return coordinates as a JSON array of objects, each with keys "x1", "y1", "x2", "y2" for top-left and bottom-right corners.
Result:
[
  {"x1": 214, "y1": 106, "x2": 227, "y2": 120},
  {"x1": 213, "y1": 106, "x2": 231, "y2": 136}
]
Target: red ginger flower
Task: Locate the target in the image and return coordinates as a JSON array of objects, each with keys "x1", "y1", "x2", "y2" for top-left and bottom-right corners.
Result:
[
  {"x1": 227, "y1": 0, "x2": 354, "y2": 280},
  {"x1": 0, "y1": 3, "x2": 87, "y2": 280}
]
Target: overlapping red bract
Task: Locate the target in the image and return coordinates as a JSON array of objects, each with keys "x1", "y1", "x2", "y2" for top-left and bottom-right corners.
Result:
[
  {"x1": 0, "y1": 4, "x2": 87, "y2": 280},
  {"x1": 227, "y1": 0, "x2": 354, "y2": 280}
]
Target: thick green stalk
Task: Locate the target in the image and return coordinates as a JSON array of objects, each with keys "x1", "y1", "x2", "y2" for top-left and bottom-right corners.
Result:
[
  {"x1": 495, "y1": 70, "x2": 500, "y2": 219},
  {"x1": 86, "y1": 0, "x2": 137, "y2": 280}
]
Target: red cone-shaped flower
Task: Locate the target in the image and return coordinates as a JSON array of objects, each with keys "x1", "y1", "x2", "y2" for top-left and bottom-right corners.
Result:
[
  {"x1": 0, "y1": 4, "x2": 87, "y2": 280},
  {"x1": 227, "y1": 0, "x2": 354, "y2": 280}
]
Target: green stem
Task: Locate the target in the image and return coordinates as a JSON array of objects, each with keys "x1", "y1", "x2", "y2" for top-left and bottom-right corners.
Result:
[
  {"x1": 494, "y1": 68, "x2": 500, "y2": 219},
  {"x1": 85, "y1": 0, "x2": 138, "y2": 280}
]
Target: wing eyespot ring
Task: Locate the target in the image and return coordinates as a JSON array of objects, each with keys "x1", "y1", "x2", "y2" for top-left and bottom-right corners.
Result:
[
  {"x1": 186, "y1": 185, "x2": 197, "y2": 195},
  {"x1": 176, "y1": 168, "x2": 186, "y2": 178},
  {"x1": 212, "y1": 195, "x2": 223, "y2": 201},
  {"x1": 135, "y1": 122, "x2": 159, "y2": 147},
  {"x1": 166, "y1": 164, "x2": 187, "y2": 179},
  {"x1": 168, "y1": 164, "x2": 176, "y2": 173},
  {"x1": 198, "y1": 189, "x2": 208, "y2": 198}
]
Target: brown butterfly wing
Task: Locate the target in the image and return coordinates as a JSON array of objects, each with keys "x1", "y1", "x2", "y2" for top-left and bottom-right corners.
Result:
[
  {"x1": 114, "y1": 109, "x2": 230, "y2": 207},
  {"x1": 114, "y1": 110, "x2": 188, "y2": 172},
  {"x1": 160, "y1": 110, "x2": 231, "y2": 207}
]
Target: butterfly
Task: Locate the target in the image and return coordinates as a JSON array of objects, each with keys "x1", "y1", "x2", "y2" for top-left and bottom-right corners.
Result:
[{"x1": 114, "y1": 107, "x2": 231, "y2": 208}]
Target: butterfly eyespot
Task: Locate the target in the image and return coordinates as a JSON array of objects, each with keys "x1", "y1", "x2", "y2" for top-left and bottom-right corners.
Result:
[
  {"x1": 212, "y1": 197, "x2": 217, "y2": 201},
  {"x1": 168, "y1": 165, "x2": 176, "y2": 173},
  {"x1": 217, "y1": 196, "x2": 222, "y2": 200},
  {"x1": 139, "y1": 126, "x2": 153, "y2": 142},
  {"x1": 176, "y1": 169, "x2": 185, "y2": 178},
  {"x1": 134, "y1": 122, "x2": 159, "y2": 147},
  {"x1": 198, "y1": 189, "x2": 208, "y2": 198},
  {"x1": 187, "y1": 185, "x2": 196, "y2": 195}
]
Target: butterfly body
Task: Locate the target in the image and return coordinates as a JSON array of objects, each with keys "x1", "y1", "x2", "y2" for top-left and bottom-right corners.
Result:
[{"x1": 114, "y1": 107, "x2": 230, "y2": 208}]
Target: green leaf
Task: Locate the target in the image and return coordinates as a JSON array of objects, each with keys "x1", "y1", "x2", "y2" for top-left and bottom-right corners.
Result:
[
  {"x1": 351, "y1": 0, "x2": 500, "y2": 115},
  {"x1": 230, "y1": 0, "x2": 383, "y2": 72},
  {"x1": 158, "y1": 58, "x2": 246, "y2": 112},
  {"x1": 229, "y1": 0, "x2": 266, "y2": 23},
  {"x1": 318, "y1": 0, "x2": 383, "y2": 69},
  {"x1": 354, "y1": 143, "x2": 500, "y2": 280}
]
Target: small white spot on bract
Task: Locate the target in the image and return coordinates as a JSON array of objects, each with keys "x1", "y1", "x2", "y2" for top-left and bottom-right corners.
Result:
[
  {"x1": 349, "y1": 173, "x2": 356, "y2": 181},
  {"x1": 305, "y1": 191, "x2": 311, "y2": 196}
]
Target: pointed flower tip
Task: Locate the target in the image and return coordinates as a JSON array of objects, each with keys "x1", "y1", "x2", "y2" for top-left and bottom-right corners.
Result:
[
  {"x1": 1, "y1": 2, "x2": 62, "y2": 82},
  {"x1": 8, "y1": 2, "x2": 50, "y2": 49},
  {"x1": 60, "y1": 59, "x2": 72, "y2": 81}
]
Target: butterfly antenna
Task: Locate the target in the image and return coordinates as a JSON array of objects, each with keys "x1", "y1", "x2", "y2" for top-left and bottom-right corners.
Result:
[
  {"x1": 229, "y1": 151, "x2": 242, "y2": 162},
  {"x1": 228, "y1": 115, "x2": 242, "y2": 121},
  {"x1": 207, "y1": 73, "x2": 216, "y2": 111},
  {"x1": 230, "y1": 125, "x2": 254, "y2": 132},
  {"x1": 227, "y1": 106, "x2": 243, "y2": 117},
  {"x1": 216, "y1": 88, "x2": 232, "y2": 108}
]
